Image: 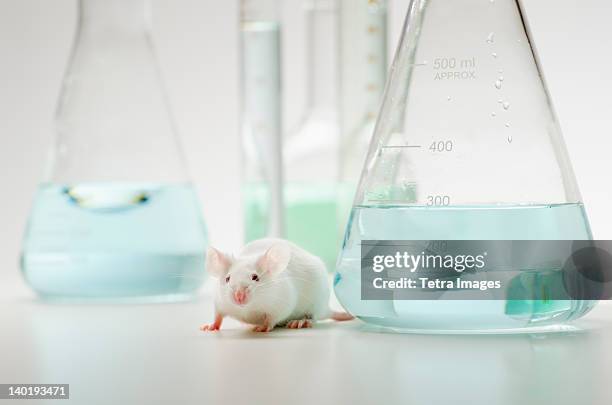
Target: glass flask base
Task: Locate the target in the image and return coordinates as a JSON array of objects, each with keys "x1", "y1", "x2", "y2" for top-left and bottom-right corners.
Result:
[
  {"x1": 334, "y1": 203, "x2": 597, "y2": 331},
  {"x1": 34, "y1": 292, "x2": 199, "y2": 304},
  {"x1": 21, "y1": 183, "x2": 208, "y2": 299},
  {"x1": 357, "y1": 317, "x2": 585, "y2": 335},
  {"x1": 339, "y1": 298, "x2": 596, "y2": 334}
]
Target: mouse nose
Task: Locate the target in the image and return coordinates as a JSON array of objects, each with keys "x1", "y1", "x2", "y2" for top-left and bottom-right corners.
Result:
[{"x1": 232, "y1": 288, "x2": 249, "y2": 306}]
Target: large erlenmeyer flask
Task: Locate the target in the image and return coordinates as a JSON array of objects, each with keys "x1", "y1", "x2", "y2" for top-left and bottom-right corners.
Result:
[
  {"x1": 334, "y1": 0, "x2": 596, "y2": 331},
  {"x1": 21, "y1": 0, "x2": 207, "y2": 300}
]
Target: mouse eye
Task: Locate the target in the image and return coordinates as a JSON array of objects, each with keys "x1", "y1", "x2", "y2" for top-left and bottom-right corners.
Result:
[
  {"x1": 251, "y1": 274, "x2": 259, "y2": 282},
  {"x1": 225, "y1": 275, "x2": 230, "y2": 283}
]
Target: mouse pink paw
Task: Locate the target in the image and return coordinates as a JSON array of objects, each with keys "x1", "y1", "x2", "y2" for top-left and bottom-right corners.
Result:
[
  {"x1": 200, "y1": 314, "x2": 223, "y2": 332},
  {"x1": 252, "y1": 324, "x2": 273, "y2": 333},
  {"x1": 286, "y1": 319, "x2": 313, "y2": 329},
  {"x1": 199, "y1": 323, "x2": 221, "y2": 332}
]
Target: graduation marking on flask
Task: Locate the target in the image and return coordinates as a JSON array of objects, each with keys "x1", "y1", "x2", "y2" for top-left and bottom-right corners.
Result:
[{"x1": 433, "y1": 57, "x2": 477, "y2": 81}]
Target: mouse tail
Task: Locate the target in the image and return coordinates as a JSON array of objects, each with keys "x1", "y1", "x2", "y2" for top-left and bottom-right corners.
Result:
[{"x1": 329, "y1": 310, "x2": 354, "y2": 322}]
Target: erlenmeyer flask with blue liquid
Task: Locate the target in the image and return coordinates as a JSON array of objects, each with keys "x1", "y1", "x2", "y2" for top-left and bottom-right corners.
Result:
[
  {"x1": 334, "y1": 0, "x2": 597, "y2": 331},
  {"x1": 21, "y1": 0, "x2": 207, "y2": 300}
]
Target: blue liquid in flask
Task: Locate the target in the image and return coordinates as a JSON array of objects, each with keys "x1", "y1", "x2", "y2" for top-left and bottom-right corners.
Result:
[
  {"x1": 21, "y1": 183, "x2": 208, "y2": 301},
  {"x1": 334, "y1": 203, "x2": 597, "y2": 332}
]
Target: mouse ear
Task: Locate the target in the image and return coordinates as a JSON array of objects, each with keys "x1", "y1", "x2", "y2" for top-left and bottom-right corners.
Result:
[
  {"x1": 257, "y1": 243, "x2": 291, "y2": 276},
  {"x1": 206, "y1": 247, "x2": 232, "y2": 278}
]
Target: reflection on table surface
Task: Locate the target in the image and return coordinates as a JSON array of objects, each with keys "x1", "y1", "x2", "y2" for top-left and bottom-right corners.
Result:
[{"x1": 0, "y1": 288, "x2": 610, "y2": 405}]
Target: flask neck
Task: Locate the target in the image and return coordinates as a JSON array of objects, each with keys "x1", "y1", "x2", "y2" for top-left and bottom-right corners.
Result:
[
  {"x1": 305, "y1": 0, "x2": 339, "y2": 117},
  {"x1": 52, "y1": 0, "x2": 188, "y2": 184},
  {"x1": 79, "y1": 0, "x2": 151, "y2": 36}
]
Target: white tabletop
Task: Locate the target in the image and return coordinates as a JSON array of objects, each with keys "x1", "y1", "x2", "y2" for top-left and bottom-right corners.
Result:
[{"x1": 1, "y1": 276, "x2": 611, "y2": 405}]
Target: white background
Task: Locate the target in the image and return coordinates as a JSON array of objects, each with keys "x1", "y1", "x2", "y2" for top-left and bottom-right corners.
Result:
[
  {"x1": 1, "y1": 0, "x2": 611, "y2": 285},
  {"x1": 1, "y1": 4, "x2": 612, "y2": 404}
]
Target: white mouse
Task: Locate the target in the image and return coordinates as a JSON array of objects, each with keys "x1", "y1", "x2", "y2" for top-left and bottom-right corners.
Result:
[{"x1": 200, "y1": 238, "x2": 353, "y2": 333}]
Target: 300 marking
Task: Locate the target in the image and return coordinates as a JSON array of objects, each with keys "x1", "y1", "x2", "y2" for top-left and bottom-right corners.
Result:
[{"x1": 427, "y1": 195, "x2": 451, "y2": 206}]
